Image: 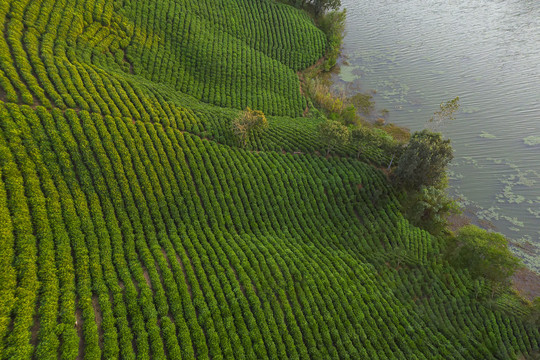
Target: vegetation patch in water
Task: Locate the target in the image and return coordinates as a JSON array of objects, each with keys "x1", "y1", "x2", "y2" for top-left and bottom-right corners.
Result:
[
  {"x1": 528, "y1": 208, "x2": 540, "y2": 218},
  {"x1": 523, "y1": 135, "x2": 540, "y2": 146},
  {"x1": 479, "y1": 131, "x2": 497, "y2": 139}
]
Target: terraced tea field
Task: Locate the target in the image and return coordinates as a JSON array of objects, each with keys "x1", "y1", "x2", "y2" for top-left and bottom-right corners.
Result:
[{"x1": 0, "y1": 0, "x2": 538, "y2": 359}]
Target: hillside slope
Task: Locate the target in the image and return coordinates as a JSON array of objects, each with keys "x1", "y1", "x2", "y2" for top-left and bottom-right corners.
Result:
[{"x1": 0, "y1": 0, "x2": 539, "y2": 359}]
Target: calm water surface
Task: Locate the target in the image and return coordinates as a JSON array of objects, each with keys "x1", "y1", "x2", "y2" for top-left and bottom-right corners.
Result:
[{"x1": 334, "y1": 0, "x2": 540, "y2": 271}]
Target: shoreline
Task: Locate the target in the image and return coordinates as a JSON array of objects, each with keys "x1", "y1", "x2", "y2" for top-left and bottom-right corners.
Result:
[
  {"x1": 448, "y1": 212, "x2": 540, "y2": 302},
  {"x1": 305, "y1": 3, "x2": 539, "y2": 303},
  {"x1": 333, "y1": 0, "x2": 540, "y2": 276}
]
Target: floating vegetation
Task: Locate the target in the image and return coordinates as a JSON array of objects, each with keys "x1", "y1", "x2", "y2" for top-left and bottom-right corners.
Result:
[
  {"x1": 476, "y1": 206, "x2": 501, "y2": 222},
  {"x1": 511, "y1": 235, "x2": 540, "y2": 271},
  {"x1": 338, "y1": 65, "x2": 361, "y2": 82},
  {"x1": 461, "y1": 156, "x2": 480, "y2": 167},
  {"x1": 523, "y1": 135, "x2": 540, "y2": 146},
  {"x1": 527, "y1": 208, "x2": 540, "y2": 218},
  {"x1": 461, "y1": 107, "x2": 481, "y2": 114},
  {"x1": 496, "y1": 185, "x2": 525, "y2": 204},
  {"x1": 447, "y1": 169, "x2": 464, "y2": 181},
  {"x1": 502, "y1": 216, "x2": 525, "y2": 228},
  {"x1": 479, "y1": 131, "x2": 497, "y2": 139},
  {"x1": 451, "y1": 190, "x2": 472, "y2": 207},
  {"x1": 486, "y1": 157, "x2": 504, "y2": 165}
]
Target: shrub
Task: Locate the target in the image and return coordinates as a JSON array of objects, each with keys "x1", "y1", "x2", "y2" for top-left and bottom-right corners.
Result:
[{"x1": 231, "y1": 108, "x2": 268, "y2": 147}]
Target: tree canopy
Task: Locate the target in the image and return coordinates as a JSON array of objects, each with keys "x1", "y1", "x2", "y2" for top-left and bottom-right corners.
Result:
[
  {"x1": 351, "y1": 126, "x2": 383, "y2": 159},
  {"x1": 393, "y1": 129, "x2": 453, "y2": 190},
  {"x1": 286, "y1": 0, "x2": 342, "y2": 14},
  {"x1": 318, "y1": 120, "x2": 350, "y2": 155},
  {"x1": 428, "y1": 96, "x2": 460, "y2": 132},
  {"x1": 446, "y1": 225, "x2": 520, "y2": 286},
  {"x1": 406, "y1": 185, "x2": 459, "y2": 235}
]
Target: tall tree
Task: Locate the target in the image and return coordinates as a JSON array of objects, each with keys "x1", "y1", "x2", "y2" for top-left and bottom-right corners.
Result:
[
  {"x1": 446, "y1": 225, "x2": 520, "y2": 289},
  {"x1": 406, "y1": 185, "x2": 459, "y2": 235},
  {"x1": 427, "y1": 96, "x2": 460, "y2": 132},
  {"x1": 393, "y1": 130, "x2": 453, "y2": 190},
  {"x1": 351, "y1": 126, "x2": 378, "y2": 159},
  {"x1": 318, "y1": 120, "x2": 350, "y2": 156},
  {"x1": 291, "y1": 0, "x2": 341, "y2": 14}
]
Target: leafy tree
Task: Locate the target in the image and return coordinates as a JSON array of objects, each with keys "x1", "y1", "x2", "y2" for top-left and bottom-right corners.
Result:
[
  {"x1": 314, "y1": 0, "x2": 341, "y2": 13},
  {"x1": 288, "y1": 0, "x2": 341, "y2": 14},
  {"x1": 341, "y1": 104, "x2": 358, "y2": 125},
  {"x1": 317, "y1": 8, "x2": 346, "y2": 69},
  {"x1": 390, "y1": 247, "x2": 407, "y2": 268},
  {"x1": 318, "y1": 120, "x2": 349, "y2": 156},
  {"x1": 351, "y1": 126, "x2": 378, "y2": 159},
  {"x1": 446, "y1": 225, "x2": 520, "y2": 288},
  {"x1": 427, "y1": 96, "x2": 460, "y2": 132},
  {"x1": 406, "y1": 185, "x2": 459, "y2": 235},
  {"x1": 393, "y1": 130, "x2": 453, "y2": 190},
  {"x1": 231, "y1": 107, "x2": 268, "y2": 147}
]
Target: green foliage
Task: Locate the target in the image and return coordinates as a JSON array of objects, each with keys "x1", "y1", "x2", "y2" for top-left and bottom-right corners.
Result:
[
  {"x1": 304, "y1": 77, "x2": 346, "y2": 114},
  {"x1": 428, "y1": 96, "x2": 460, "y2": 132},
  {"x1": 446, "y1": 225, "x2": 520, "y2": 286},
  {"x1": 318, "y1": 120, "x2": 350, "y2": 155},
  {"x1": 380, "y1": 123, "x2": 411, "y2": 143},
  {"x1": 281, "y1": 0, "x2": 342, "y2": 15},
  {"x1": 405, "y1": 185, "x2": 459, "y2": 235},
  {"x1": 349, "y1": 92, "x2": 374, "y2": 115},
  {"x1": 231, "y1": 108, "x2": 269, "y2": 147},
  {"x1": 341, "y1": 104, "x2": 358, "y2": 125},
  {"x1": 314, "y1": 0, "x2": 342, "y2": 14},
  {"x1": 351, "y1": 126, "x2": 382, "y2": 159},
  {"x1": 0, "y1": 0, "x2": 538, "y2": 359},
  {"x1": 317, "y1": 10, "x2": 346, "y2": 70},
  {"x1": 121, "y1": 0, "x2": 326, "y2": 116},
  {"x1": 393, "y1": 130, "x2": 453, "y2": 190},
  {"x1": 530, "y1": 298, "x2": 540, "y2": 327}
]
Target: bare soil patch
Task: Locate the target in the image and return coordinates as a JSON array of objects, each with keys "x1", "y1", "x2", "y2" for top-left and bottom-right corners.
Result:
[
  {"x1": 30, "y1": 313, "x2": 40, "y2": 347},
  {"x1": 76, "y1": 307, "x2": 84, "y2": 360},
  {"x1": 143, "y1": 267, "x2": 152, "y2": 289},
  {"x1": 92, "y1": 294, "x2": 103, "y2": 349},
  {"x1": 446, "y1": 213, "x2": 471, "y2": 233},
  {"x1": 512, "y1": 267, "x2": 540, "y2": 302}
]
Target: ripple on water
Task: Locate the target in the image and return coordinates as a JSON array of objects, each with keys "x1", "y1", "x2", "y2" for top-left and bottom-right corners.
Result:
[{"x1": 338, "y1": 0, "x2": 540, "y2": 272}]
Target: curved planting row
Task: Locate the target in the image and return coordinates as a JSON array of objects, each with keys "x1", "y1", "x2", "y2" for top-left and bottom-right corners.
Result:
[
  {"x1": 0, "y1": 0, "x2": 387, "y2": 166},
  {"x1": 0, "y1": 0, "x2": 322, "y2": 118},
  {"x1": 122, "y1": 0, "x2": 310, "y2": 116},
  {"x1": 1, "y1": 104, "x2": 538, "y2": 359},
  {"x1": 162, "y1": 0, "x2": 326, "y2": 70}
]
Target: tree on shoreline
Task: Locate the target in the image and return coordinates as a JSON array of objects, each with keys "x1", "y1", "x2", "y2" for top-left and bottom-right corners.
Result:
[
  {"x1": 446, "y1": 225, "x2": 520, "y2": 295},
  {"x1": 286, "y1": 0, "x2": 341, "y2": 14},
  {"x1": 427, "y1": 96, "x2": 460, "y2": 132},
  {"x1": 318, "y1": 120, "x2": 350, "y2": 156},
  {"x1": 393, "y1": 129, "x2": 453, "y2": 190}
]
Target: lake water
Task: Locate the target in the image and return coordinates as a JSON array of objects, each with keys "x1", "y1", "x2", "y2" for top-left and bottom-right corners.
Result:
[{"x1": 333, "y1": 0, "x2": 540, "y2": 272}]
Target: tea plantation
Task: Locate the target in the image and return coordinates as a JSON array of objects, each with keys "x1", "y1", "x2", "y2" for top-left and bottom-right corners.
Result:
[{"x1": 0, "y1": 0, "x2": 538, "y2": 359}]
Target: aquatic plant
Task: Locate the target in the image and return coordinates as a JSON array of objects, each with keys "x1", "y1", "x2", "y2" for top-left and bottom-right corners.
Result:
[{"x1": 523, "y1": 136, "x2": 540, "y2": 146}]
